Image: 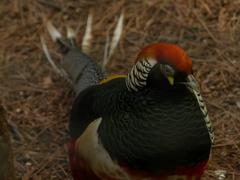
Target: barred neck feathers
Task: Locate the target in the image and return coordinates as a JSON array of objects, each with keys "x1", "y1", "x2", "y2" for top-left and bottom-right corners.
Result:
[
  {"x1": 126, "y1": 58, "x2": 157, "y2": 92},
  {"x1": 186, "y1": 75, "x2": 214, "y2": 144}
]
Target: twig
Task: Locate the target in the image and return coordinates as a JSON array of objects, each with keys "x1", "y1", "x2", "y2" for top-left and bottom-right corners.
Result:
[{"x1": 7, "y1": 118, "x2": 25, "y2": 141}]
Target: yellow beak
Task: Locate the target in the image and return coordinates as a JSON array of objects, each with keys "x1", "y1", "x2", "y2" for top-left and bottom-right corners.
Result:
[{"x1": 167, "y1": 76, "x2": 174, "y2": 85}]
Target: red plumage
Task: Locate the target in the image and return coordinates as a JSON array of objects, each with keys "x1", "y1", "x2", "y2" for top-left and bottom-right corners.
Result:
[
  {"x1": 67, "y1": 140, "x2": 100, "y2": 180},
  {"x1": 68, "y1": 139, "x2": 208, "y2": 180}
]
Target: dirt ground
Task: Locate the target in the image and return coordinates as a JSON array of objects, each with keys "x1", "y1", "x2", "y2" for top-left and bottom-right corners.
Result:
[{"x1": 0, "y1": 0, "x2": 240, "y2": 179}]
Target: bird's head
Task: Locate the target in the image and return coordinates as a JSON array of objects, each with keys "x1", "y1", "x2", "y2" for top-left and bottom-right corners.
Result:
[{"x1": 126, "y1": 43, "x2": 193, "y2": 92}]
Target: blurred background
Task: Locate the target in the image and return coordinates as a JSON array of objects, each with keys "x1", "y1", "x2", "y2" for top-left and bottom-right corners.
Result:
[{"x1": 0, "y1": 0, "x2": 240, "y2": 179}]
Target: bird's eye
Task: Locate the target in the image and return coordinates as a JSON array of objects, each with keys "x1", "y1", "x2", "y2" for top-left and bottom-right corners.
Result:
[
  {"x1": 165, "y1": 65, "x2": 175, "y2": 75},
  {"x1": 159, "y1": 64, "x2": 175, "y2": 76}
]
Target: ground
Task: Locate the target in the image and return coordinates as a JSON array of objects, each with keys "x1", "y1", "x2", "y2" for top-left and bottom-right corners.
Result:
[{"x1": 0, "y1": 0, "x2": 240, "y2": 179}]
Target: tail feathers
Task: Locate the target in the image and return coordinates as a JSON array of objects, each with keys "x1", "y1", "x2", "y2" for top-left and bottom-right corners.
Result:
[
  {"x1": 46, "y1": 13, "x2": 93, "y2": 55},
  {"x1": 41, "y1": 15, "x2": 94, "y2": 86},
  {"x1": 81, "y1": 13, "x2": 93, "y2": 54},
  {"x1": 40, "y1": 35, "x2": 72, "y2": 83},
  {"x1": 46, "y1": 21, "x2": 76, "y2": 54},
  {"x1": 41, "y1": 12, "x2": 124, "y2": 86},
  {"x1": 102, "y1": 12, "x2": 124, "y2": 70},
  {"x1": 44, "y1": 12, "x2": 124, "y2": 70},
  {"x1": 67, "y1": 26, "x2": 77, "y2": 47},
  {"x1": 108, "y1": 12, "x2": 124, "y2": 62},
  {"x1": 46, "y1": 20, "x2": 62, "y2": 42}
]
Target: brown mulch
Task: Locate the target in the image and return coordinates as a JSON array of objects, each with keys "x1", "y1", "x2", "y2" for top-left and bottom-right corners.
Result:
[{"x1": 0, "y1": 0, "x2": 240, "y2": 179}]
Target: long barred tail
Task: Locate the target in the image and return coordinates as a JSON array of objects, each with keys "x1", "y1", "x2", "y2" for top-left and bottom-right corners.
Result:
[
  {"x1": 40, "y1": 20, "x2": 80, "y2": 84},
  {"x1": 44, "y1": 13, "x2": 93, "y2": 55},
  {"x1": 41, "y1": 12, "x2": 124, "y2": 93}
]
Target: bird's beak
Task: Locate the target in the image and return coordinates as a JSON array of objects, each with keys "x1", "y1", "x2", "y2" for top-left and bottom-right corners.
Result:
[{"x1": 167, "y1": 76, "x2": 174, "y2": 85}]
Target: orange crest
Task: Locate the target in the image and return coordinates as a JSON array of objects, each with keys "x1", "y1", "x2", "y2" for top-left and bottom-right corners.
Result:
[{"x1": 136, "y1": 43, "x2": 193, "y2": 74}]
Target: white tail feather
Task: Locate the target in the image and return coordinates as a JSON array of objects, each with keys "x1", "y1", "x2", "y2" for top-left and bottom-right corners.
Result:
[
  {"x1": 102, "y1": 12, "x2": 124, "y2": 69},
  {"x1": 102, "y1": 32, "x2": 110, "y2": 70},
  {"x1": 108, "y1": 12, "x2": 124, "y2": 60},
  {"x1": 82, "y1": 13, "x2": 93, "y2": 53},
  {"x1": 40, "y1": 36, "x2": 72, "y2": 83},
  {"x1": 67, "y1": 26, "x2": 76, "y2": 46},
  {"x1": 67, "y1": 26, "x2": 76, "y2": 39},
  {"x1": 46, "y1": 21, "x2": 62, "y2": 42}
]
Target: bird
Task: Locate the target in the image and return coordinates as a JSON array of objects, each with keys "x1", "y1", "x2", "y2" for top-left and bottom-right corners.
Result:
[
  {"x1": 0, "y1": 105, "x2": 15, "y2": 180},
  {"x1": 42, "y1": 17, "x2": 214, "y2": 180}
]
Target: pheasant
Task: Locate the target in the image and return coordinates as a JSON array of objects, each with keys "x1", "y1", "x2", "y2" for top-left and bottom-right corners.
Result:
[{"x1": 42, "y1": 17, "x2": 213, "y2": 180}]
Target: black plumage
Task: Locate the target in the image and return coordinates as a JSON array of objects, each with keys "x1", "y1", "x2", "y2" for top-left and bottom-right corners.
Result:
[{"x1": 70, "y1": 76, "x2": 211, "y2": 173}]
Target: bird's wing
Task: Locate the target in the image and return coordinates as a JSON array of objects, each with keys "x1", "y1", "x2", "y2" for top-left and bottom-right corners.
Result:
[
  {"x1": 68, "y1": 76, "x2": 130, "y2": 179},
  {"x1": 73, "y1": 118, "x2": 131, "y2": 180}
]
